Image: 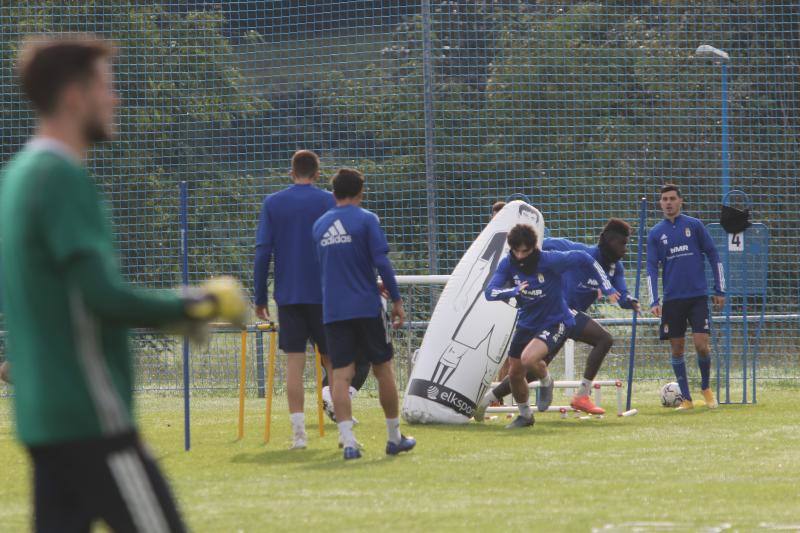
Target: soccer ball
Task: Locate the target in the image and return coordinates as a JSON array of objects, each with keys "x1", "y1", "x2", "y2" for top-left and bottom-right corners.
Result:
[{"x1": 660, "y1": 382, "x2": 684, "y2": 407}]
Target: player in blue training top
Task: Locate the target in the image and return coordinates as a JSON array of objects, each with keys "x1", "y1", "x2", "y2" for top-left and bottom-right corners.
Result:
[
  {"x1": 483, "y1": 224, "x2": 619, "y2": 428},
  {"x1": 313, "y1": 168, "x2": 416, "y2": 460},
  {"x1": 476, "y1": 218, "x2": 639, "y2": 418},
  {"x1": 254, "y1": 150, "x2": 336, "y2": 449},
  {"x1": 647, "y1": 184, "x2": 725, "y2": 410}
]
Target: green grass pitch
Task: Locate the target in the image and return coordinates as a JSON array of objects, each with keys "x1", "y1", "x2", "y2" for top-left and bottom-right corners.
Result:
[{"x1": 2, "y1": 385, "x2": 800, "y2": 531}]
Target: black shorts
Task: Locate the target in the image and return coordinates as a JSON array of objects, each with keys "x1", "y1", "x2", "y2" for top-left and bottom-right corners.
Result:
[
  {"x1": 28, "y1": 432, "x2": 185, "y2": 533},
  {"x1": 277, "y1": 304, "x2": 327, "y2": 354},
  {"x1": 567, "y1": 310, "x2": 592, "y2": 340},
  {"x1": 660, "y1": 296, "x2": 710, "y2": 340},
  {"x1": 325, "y1": 316, "x2": 393, "y2": 369},
  {"x1": 507, "y1": 320, "x2": 572, "y2": 360}
]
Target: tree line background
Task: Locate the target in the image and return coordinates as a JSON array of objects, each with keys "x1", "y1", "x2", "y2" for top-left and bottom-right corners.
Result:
[{"x1": 0, "y1": 1, "x2": 798, "y2": 314}]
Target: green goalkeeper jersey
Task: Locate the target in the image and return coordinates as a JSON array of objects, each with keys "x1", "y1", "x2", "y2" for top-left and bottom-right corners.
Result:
[{"x1": 0, "y1": 139, "x2": 185, "y2": 446}]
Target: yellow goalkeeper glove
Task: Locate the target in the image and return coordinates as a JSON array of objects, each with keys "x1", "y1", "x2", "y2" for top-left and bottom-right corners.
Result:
[{"x1": 183, "y1": 276, "x2": 248, "y2": 328}]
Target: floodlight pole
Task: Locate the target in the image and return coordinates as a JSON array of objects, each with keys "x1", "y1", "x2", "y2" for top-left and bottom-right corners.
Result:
[
  {"x1": 695, "y1": 45, "x2": 732, "y2": 401},
  {"x1": 695, "y1": 45, "x2": 731, "y2": 198}
]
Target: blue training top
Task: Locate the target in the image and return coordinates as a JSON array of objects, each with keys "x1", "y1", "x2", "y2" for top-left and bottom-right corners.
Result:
[
  {"x1": 484, "y1": 250, "x2": 616, "y2": 332},
  {"x1": 646, "y1": 213, "x2": 725, "y2": 306},
  {"x1": 313, "y1": 204, "x2": 401, "y2": 324},
  {"x1": 254, "y1": 183, "x2": 336, "y2": 306},
  {"x1": 542, "y1": 237, "x2": 636, "y2": 313}
]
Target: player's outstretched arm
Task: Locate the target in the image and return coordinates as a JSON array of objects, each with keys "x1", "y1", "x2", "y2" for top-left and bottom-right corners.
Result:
[
  {"x1": 555, "y1": 250, "x2": 618, "y2": 301},
  {"x1": 611, "y1": 262, "x2": 639, "y2": 312},
  {"x1": 65, "y1": 252, "x2": 188, "y2": 327},
  {"x1": 484, "y1": 257, "x2": 522, "y2": 301},
  {"x1": 66, "y1": 253, "x2": 248, "y2": 329}
]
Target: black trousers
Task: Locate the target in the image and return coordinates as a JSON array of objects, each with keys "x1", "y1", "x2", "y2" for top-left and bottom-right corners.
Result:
[{"x1": 28, "y1": 432, "x2": 186, "y2": 533}]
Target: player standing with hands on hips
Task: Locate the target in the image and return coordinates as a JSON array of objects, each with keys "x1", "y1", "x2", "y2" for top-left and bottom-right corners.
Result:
[
  {"x1": 313, "y1": 168, "x2": 415, "y2": 460},
  {"x1": 0, "y1": 34, "x2": 248, "y2": 532},
  {"x1": 647, "y1": 184, "x2": 725, "y2": 410}
]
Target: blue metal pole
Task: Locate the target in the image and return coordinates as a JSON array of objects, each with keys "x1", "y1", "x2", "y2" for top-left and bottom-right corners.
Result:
[
  {"x1": 721, "y1": 62, "x2": 732, "y2": 404},
  {"x1": 721, "y1": 62, "x2": 730, "y2": 199},
  {"x1": 626, "y1": 197, "x2": 647, "y2": 411},
  {"x1": 180, "y1": 181, "x2": 190, "y2": 451}
]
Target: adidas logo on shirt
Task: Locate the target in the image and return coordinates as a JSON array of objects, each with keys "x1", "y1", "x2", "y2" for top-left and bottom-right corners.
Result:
[{"x1": 321, "y1": 219, "x2": 352, "y2": 246}]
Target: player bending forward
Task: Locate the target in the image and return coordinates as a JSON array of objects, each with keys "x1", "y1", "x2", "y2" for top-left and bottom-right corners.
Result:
[
  {"x1": 648, "y1": 184, "x2": 725, "y2": 410},
  {"x1": 476, "y1": 219, "x2": 638, "y2": 418},
  {"x1": 313, "y1": 168, "x2": 415, "y2": 460},
  {"x1": 482, "y1": 224, "x2": 617, "y2": 429},
  {"x1": 0, "y1": 35, "x2": 247, "y2": 531}
]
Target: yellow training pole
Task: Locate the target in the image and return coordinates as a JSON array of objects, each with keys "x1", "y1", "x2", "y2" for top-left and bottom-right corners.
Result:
[
  {"x1": 314, "y1": 346, "x2": 325, "y2": 437},
  {"x1": 264, "y1": 329, "x2": 277, "y2": 444},
  {"x1": 237, "y1": 329, "x2": 247, "y2": 440}
]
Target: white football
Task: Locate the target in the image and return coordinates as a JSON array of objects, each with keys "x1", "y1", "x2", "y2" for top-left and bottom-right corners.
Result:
[{"x1": 660, "y1": 382, "x2": 684, "y2": 407}]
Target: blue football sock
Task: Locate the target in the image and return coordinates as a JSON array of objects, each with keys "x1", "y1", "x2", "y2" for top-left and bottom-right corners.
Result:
[
  {"x1": 697, "y1": 354, "x2": 711, "y2": 390},
  {"x1": 671, "y1": 356, "x2": 692, "y2": 401}
]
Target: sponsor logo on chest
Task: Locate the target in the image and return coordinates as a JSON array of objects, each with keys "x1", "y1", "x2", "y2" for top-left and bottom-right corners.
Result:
[{"x1": 669, "y1": 244, "x2": 689, "y2": 254}]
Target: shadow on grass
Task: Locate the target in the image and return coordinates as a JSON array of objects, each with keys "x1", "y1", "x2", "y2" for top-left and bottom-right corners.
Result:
[
  {"x1": 230, "y1": 448, "x2": 333, "y2": 465},
  {"x1": 413, "y1": 417, "x2": 626, "y2": 436}
]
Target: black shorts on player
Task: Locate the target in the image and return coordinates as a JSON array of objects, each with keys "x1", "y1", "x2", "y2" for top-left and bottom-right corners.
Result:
[
  {"x1": 325, "y1": 316, "x2": 393, "y2": 369},
  {"x1": 29, "y1": 432, "x2": 185, "y2": 533},
  {"x1": 277, "y1": 304, "x2": 328, "y2": 353},
  {"x1": 507, "y1": 320, "x2": 572, "y2": 360},
  {"x1": 659, "y1": 296, "x2": 710, "y2": 340}
]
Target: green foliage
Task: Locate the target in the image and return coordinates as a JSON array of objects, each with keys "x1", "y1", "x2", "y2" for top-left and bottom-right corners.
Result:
[{"x1": 0, "y1": 3, "x2": 269, "y2": 285}]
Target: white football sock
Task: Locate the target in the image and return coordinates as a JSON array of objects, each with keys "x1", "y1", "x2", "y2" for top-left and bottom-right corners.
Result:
[
  {"x1": 337, "y1": 420, "x2": 357, "y2": 449},
  {"x1": 577, "y1": 378, "x2": 592, "y2": 397},
  {"x1": 386, "y1": 417, "x2": 401, "y2": 444},
  {"x1": 518, "y1": 401, "x2": 532, "y2": 418},
  {"x1": 540, "y1": 372, "x2": 553, "y2": 387},
  {"x1": 290, "y1": 412, "x2": 305, "y2": 435},
  {"x1": 322, "y1": 386, "x2": 332, "y2": 404},
  {"x1": 484, "y1": 390, "x2": 499, "y2": 403}
]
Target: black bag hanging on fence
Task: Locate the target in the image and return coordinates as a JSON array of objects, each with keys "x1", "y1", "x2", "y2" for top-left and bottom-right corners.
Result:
[{"x1": 720, "y1": 203, "x2": 751, "y2": 234}]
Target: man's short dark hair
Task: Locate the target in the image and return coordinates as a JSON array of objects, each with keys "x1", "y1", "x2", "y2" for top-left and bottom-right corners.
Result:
[
  {"x1": 332, "y1": 168, "x2": 364, "y2": 200},
  {"x1": 660, "y1": 183, "x2": 682, "y2": 197},
  {"x1": 507, "y1": 224, "x2": 538, "y2": 250},
  {"x1": 16, "y1": 34, "x2": 114, "y2": 115},
  {"x1": 491, "y1": 201, "x2": 506, "y2": 216},
  {"x1": 291, "y1": 150, "x2": 320, "y2": 179},
  {"x1": 601, "y1": 218, "x2": 632, "y2": 240}
]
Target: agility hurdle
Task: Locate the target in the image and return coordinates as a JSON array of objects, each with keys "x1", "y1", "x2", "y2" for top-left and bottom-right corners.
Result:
[
  {"x1": 485, "y1": 379, "x2": 637, "y2": 417},
  {"x1": 237, "y1": 322, "x2": 326, "y2": 443}
]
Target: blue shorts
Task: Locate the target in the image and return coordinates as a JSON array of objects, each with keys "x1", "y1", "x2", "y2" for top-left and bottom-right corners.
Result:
[
  {"x1": 660, "y1": 296, "x2": 710, "y2": 340},
  {"x1": 508, "y1": 320, "x2": 573, "y2": 360},
  {"x1": 324, "y1": 316, "x2": 393, "y2": 369},
  {"x1": 277, "y1": 304, "x2": 327, "y2": 354},
  {"x1": 541, "y1": 310, "x2": 592, "y2": 365}
]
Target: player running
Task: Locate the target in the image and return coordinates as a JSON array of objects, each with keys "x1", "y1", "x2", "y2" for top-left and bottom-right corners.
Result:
[
  {"x1": 476, "y1": 219, "x2": 638, "y2": 419},
  {"x1": 0, "y1": 35, "x2": 247, "y2": 532},
  {"x1": 482, "y1": 224, "x2": 618, "y2": 429},
  {"x1": 647, "y1": 184, "x2": 725, "y2": 410},
  {"x1": 254, "y1": 149, "x2": 336, "y2": 449},
  {"x1": 313, "y1": 168, "x2": 415, "y2": 460}
]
